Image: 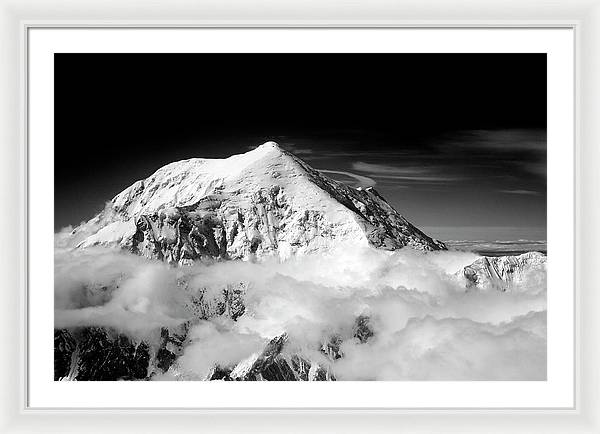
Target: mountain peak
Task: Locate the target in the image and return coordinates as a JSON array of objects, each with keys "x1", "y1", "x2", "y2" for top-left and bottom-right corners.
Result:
[
  {"x1": 245, "y1": 141, "x2": 288, "y2": 160},
  {"x1": 74, "y1": 142, "x2": 446, "y2": 262},
  {"x1": 255, "y1": 141, "x2": 281, "y2": 151}
]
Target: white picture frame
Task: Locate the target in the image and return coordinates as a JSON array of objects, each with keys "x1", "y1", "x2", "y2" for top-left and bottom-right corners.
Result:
[{"x1": 1, "y1": 0, "x2": 598, "y2": 432}]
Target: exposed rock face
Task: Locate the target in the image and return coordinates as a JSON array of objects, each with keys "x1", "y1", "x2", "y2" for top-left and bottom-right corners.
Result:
[
  {"x1": 181, "y1": 281, "x2": 248, "y2": 322},
  {"x1": 220, "y1": 315, "x2": 375, "y2": 381},
  {"x1": 222, "y1": 334, "x2": 334, "y2": 382},
  {"x1": 54, "y1": 280, "x2": 248, "y2": 381},
  {"x1": 54, "y1": 325, "x2": 192, "y2": 381},
  {"x1": 72, "y1": 142, "x2": 445, "y2": 264},
  {"x1": 458, "y1": 251, "x2": 547, "y2": 291},
  {"x1": 202, "y1": 337, "x2": 334, "y2": 382},
  {"x1": 352, "y1": 314, "x2": 374, "y2": 343},
  {"x1": 55, "y1": 327, "x2": 150, "y2": 381},
  {"x1": 55, "y1": 312, "x2": 375, "y2": 381}
]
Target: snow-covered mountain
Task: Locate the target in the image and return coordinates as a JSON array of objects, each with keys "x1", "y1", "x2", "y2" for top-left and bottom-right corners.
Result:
[
  {"x1": 457, "y1": 251, "x2": 547, "y2": 291},
  {"x1": 70, "y1": 141, "x2": 445, "y2": 262}
]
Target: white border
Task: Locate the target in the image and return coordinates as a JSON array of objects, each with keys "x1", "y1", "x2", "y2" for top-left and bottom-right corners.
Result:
[
  {"x1": 25, "y1": 27, "x2": 574, "y2": 410},
  {"x1": 2, "y1": 2, "x2": 598, "y2": 433}
]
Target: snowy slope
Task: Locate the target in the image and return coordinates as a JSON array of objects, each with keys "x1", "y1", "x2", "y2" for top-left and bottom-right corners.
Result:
[
  {"x1": 457, "y1": 251, "x2": 547, "y2": 291},
  {"x1": 73, "y1": 141, "x2": 446, "y2": 263}
]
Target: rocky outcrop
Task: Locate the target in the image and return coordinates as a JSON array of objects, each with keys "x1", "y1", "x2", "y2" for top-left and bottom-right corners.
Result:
[
  {"x1": 56, "y1": 312, "x2": 376, "y2": 381},
  {"x1": 207, "y1": 314, "x2": 375, "y2": 382},
  {"x1": 458, "y1": 251, "x2": 547, "y2": 291},
  {"x1": 55, "y1": 327, "x2": 153, "y2": 381},
  {"x1": 54, "y1": 281, "x2": 248, "y2": 381},
  {"x1": 181, "y1": 281, "x2": 248, "y2": 321},
  {"x1": 221, "y1": 334, "x2": 333, "y2": 382}
]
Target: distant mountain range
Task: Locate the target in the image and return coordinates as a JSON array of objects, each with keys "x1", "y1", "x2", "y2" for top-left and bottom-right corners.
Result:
[{"x1": 445, "y1": 239, "x2": 547, "y2": 256}]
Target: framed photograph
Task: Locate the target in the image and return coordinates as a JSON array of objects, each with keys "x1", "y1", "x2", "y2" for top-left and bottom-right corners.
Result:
[{"x1": 1, "y1": 0, "x2": 598, "y2": 433}]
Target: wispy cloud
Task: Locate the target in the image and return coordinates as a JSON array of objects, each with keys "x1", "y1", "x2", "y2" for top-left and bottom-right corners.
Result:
[
  {"x1": 442, "y1": 129, "x2": 546, "y2": 152},
  {"x1": 319, "y1": 169, "x2": 377, "y2": 188},
  {"x1": 279, "y1": 143, "x2": 314, "y2": 156},
  {"x1": 435, "y1": 129, "x2": 547, "y2": 178},
  {"x1": 352, "y1": 162, "x2": 465, "y2": 183},
  {"x1": 498, "y1": 189, "x2": 540, "y2": 196},
  {"x1": 302, "y1": 151, "x2": 411, "y2": 161}
]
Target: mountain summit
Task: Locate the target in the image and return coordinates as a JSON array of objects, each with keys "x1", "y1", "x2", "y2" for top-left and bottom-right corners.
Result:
[{"x1": 73, "y1": 141, "x2": 446, "y2": 263}]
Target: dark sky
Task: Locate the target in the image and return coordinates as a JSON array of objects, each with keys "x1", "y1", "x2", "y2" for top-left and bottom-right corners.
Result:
[{"x1": 55, "y1": 53, "x2": 546, "y2": 241}]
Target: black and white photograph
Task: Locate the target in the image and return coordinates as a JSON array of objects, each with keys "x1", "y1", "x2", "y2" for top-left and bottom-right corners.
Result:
[{"x1": 53, "y1": 53, "x2": 547, "y2": 381}]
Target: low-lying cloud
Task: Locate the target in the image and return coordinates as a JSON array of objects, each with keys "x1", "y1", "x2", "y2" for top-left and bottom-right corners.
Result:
[{"x1": 55, "y1": 241, "x2": 547, "y2": 380}]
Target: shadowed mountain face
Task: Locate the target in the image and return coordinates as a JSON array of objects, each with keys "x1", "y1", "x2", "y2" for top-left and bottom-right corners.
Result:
[{"x1": 66, "y1": 142, "x2": 445, "y2": 264}]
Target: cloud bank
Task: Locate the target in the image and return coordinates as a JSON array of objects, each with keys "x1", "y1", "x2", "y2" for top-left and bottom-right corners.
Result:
[{"x1": 55, "y1": 241, "x2": 547, "y2": 380}]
